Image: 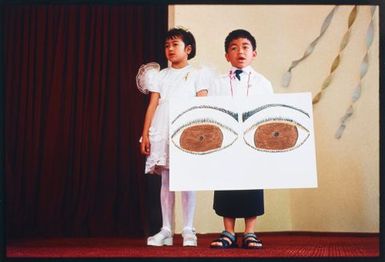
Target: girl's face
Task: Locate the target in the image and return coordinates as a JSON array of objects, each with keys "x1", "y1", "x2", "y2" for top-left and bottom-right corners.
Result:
[
  {"x1": 225, "y1": 38, "x2": 256, "y2": 69},
  {"x1": 165, "y1": 36, "x2": 191, "y2": 68}
]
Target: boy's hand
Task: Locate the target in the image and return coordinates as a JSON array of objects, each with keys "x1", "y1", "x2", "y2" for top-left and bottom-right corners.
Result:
[
  {"x1": 196, "y1": 89, "x2": 208, "y2": 97},
  {"x1": 140, "y1": 135, "x2": 151, "y2": 156}
]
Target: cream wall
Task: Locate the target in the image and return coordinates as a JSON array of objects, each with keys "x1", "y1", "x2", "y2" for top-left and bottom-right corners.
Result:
[{"x1": 170, "y1": 5, "x2": 379, "y2": 233}]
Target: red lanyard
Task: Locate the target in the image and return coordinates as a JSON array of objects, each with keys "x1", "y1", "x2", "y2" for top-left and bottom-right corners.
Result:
[{"x1": 229, "y1": 71, "x2": 251, "y2": 97}]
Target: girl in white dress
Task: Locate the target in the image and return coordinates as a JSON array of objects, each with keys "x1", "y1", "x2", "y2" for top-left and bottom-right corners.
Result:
[{"x1": 137, "y1": 28, "x2": 208, "y2": 246}]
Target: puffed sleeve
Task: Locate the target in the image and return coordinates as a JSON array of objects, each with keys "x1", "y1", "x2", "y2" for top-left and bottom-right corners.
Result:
[
  {"x1": 194, "y1": 65, "x2": 218, "y2": 93},
  {"x1": 136, "y1": 62, "x2": 160, "y2": 94}
]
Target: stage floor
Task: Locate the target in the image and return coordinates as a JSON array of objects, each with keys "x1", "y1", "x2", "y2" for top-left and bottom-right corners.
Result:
[{"x1": 6, "y1": 232, "x2": 380, "y2": 258}]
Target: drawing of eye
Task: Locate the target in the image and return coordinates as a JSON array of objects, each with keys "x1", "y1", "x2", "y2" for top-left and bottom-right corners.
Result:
[
  {"x1": 243, "y1": 118, "x2": 310, "y2": 152},
  {"x1": 171, "y1": 119, "x2": 238, "y2": 155}
]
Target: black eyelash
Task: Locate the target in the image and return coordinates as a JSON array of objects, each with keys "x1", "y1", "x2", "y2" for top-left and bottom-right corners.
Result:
[
  {"x1": 242, "y1": 104, "x2": 310, "y2": 122},
  {"x1": 243, "y1": 118, "x2": 309, "y2": 134},
  {"x1": 172, "y1": 105, "x2": 238, "y2": 124},
  {"x1": 171, "y1": 118, "x2": 237, "y2": 138}
]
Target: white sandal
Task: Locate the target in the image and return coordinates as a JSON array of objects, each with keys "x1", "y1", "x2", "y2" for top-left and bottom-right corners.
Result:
[
  {"x1": 182, "y1": 227, "x2": 197, "y2": 247},
  {"x1": 147, "y1": 227, "x2": 173, "y2": 246}
]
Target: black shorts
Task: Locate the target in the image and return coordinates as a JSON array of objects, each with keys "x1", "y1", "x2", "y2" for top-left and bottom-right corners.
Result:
[{"x1": 213, "y1": 189, "x2": 264, "y2": 218}]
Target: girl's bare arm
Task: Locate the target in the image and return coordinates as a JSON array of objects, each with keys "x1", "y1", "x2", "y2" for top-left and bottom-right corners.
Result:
[{"x1": 140, "y1": 92, "x2": 160, "y2": 155}]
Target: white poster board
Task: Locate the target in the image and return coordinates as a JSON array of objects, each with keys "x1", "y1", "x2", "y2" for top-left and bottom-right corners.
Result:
[{"x1": 169, "y1": 92, "x2": 317, "y2": 191}]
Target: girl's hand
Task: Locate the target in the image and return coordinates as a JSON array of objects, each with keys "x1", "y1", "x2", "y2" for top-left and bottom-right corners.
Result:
[
  {"x1": 140, "y1": 135, "x2": 151, "y2": 156},
  {"x1": 140, "y1": 92, "x2": 159, "y2": 156}
]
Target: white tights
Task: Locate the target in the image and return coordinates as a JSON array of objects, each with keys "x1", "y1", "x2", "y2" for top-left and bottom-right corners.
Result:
[{"x1": 160, "y1": 169, "x2": 196, "y2": 234}]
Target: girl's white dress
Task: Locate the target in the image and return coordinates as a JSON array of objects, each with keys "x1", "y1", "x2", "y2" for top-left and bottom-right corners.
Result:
[{"x1": 138, "y1": 64, "x2": 209, "y2": 175}]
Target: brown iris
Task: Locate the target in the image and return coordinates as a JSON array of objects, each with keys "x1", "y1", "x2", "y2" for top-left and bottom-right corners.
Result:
[
  {"x1": 254, "y1": 122, "x2": 298, "y2": 150},
  {"x1": 179, "y1": 124, "x2": 223, "y2": 152}
]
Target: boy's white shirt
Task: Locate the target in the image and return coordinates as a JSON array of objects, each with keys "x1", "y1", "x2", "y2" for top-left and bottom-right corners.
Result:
[{"x1": 210, "y1": 65, "x2": 273, "y2": 97}]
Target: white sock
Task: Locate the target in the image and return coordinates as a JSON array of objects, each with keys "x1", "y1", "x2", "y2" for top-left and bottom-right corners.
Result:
[
  {"x1": 181, "y1": 191, "x2": 196, "y2": 230},
  {"x1": 160, "y1": 169, "x2": 175, "y2": 233}
]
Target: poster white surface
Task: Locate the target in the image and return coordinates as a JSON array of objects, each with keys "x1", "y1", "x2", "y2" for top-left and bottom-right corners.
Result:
[{"x1": 169, "y1": 92, "x2": 317, "y2": 191}]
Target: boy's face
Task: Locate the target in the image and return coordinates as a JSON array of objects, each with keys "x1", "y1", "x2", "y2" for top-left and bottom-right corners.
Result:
[
  {"x1": 225, "y1": 38, "x2": 256, "y2": 69},
  {"x1": 164, "y1": 36, "x2": 191, "y2": 66}
]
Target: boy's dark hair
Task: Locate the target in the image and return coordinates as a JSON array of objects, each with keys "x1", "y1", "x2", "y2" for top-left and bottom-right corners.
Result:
[
  {"x1": 165, "y1": 27, "x2": 196, "y2": 60},
  {"x1": 224, "y1": 29, "x2": 257, "y2": 52}
]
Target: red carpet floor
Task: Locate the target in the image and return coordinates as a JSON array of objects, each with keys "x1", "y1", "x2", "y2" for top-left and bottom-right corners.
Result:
[{"x1": 6, "y1": 232, "x2": 380, "y2": 258}]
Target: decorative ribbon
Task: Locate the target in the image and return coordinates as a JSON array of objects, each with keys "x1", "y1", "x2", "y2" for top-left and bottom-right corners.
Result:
[
  {"x1": 335, "y1": 6, "x2": 377, "y2": 139},
  {"x1": 312, "y1": 6, "x2": 358, "y2": 104},
  {"x1": 282, "y1": 6, "x2": 338, "y2": 87}
]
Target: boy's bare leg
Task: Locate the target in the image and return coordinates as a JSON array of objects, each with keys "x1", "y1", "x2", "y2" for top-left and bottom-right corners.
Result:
[
  {"x1": 244, "y1": 216, "x2": 258, "y2": 248},
  {"x1": 244, "y1": 216, "x2": 256, "y2": 233},
  {"x1": 224, "y1": 217, "x2": 236, "y2": 234}
]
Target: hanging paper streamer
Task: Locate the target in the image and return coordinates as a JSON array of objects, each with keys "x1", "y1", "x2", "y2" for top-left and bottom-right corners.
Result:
[
  {"x1": 335, "y1": 6, "x2": 377, "y2": 139},
  {"x1": 312, "y1": 6, "x2": 358, "y2": 104},
  {"x1": 282, "y1": 6, "x2": 338, "y2": 88}
]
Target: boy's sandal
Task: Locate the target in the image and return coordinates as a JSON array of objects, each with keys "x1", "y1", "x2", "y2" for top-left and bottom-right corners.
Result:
[
  {"x1": 210, "y1": 230, "x2": 238, "y2": 249},
  {"x1": 242, "y1": 232, "x2": 263, "y2": 249}
]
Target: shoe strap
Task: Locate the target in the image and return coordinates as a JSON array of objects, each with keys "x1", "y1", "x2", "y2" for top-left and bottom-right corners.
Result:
[
  {"x1": 182, "y1": 227, "x2": 196, "y2": 237},
  {"x1": 160, "y1": 227, "x2": 172, "y2": 237},
  {"x1": 221, "y1": 230, "x2": 236, "y2": 242},
  {"x1": 243, "y1": 232, "x2": 257, "y2": 239},
  {"x1": 182, "y1": 227, "x2": 195, "y2": 232}
]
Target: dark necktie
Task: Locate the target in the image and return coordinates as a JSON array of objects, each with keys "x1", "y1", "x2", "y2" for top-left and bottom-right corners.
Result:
[{"x1": 235, "y1": 69, "x2": 243, "y2": 80}]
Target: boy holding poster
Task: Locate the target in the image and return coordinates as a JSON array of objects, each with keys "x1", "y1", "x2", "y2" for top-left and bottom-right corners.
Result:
[{"x1": 209, "y1": 29, "x2": 273, "y2": 249}]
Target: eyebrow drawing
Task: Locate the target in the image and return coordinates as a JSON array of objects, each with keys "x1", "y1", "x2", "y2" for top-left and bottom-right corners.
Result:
[
  {"x1": 242, "y1": 104, "x2": 310, "y2": 122},
  {"x1": 172, "y1": 105, "x2": 239, "y2": 124}
]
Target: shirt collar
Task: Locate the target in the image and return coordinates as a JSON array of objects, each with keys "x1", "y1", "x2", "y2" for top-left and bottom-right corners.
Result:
[{"x1": 230, "y1": 66, "x2": 253, "y2": 75}]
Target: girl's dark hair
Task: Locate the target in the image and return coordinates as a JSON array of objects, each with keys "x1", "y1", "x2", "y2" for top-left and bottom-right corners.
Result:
[
  {"x1": 165, "y1": 27, "x2": 196, "y2": 60},
  {"x1": 224, "y1": 29, "x2": 257, "y2": 52}
]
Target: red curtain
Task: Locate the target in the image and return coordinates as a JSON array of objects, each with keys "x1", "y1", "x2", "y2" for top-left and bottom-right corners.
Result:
[{"x1": 4, "y1": 4, "x2": 168, "y2": 238}]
